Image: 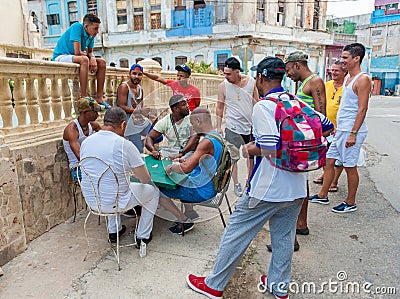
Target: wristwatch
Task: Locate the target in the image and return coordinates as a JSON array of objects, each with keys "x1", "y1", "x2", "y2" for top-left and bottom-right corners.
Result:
[
  {"x1": 350, "y1": 130, "x2": 358, "y2": 135},
  {"x1": 179, "y1": 148, "x2": 185, "y2": 155}
]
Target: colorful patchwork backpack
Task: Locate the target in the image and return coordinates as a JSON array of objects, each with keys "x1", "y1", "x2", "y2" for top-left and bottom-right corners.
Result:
[{"x1": 264, "y1": 92, "x2": 327, "y2": 172}]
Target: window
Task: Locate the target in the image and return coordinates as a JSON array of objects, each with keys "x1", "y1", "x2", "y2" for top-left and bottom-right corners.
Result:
[
  {"x1": 256, "y1": 0, "x2": 265, "y2": 22},
  {"x1": 87, "y1": 0, "x2": 97, "y2": 15},
  {"x1": 119, "y1": 58, "x2": 129, "y2": 68},
  {"x1": 175, "y1": 56, "x2": 187, "y2": 66},
  {"x1": 150, "y1": 0, "x2": 161, "y2": 29},
  {"x1": 372, "y1": 45, "x2": 382, "y2": 52},
  {"x1": 136, "y1": 57, "x2": 144, "y2": 63},
  {"x1": 194, "y1": 0, "x2": 206, "y2": 9},
  {"x1": 116, "y1": 0, "x2": 127, "y2": 25},
  {"x1": 215, "y1": 0, "x2": 227, "y2": 24},
  {"x1": 372, "y1": 30, "x2": 382, "y2": 36},
  {"x1": 152, "y1": 57, "x2": 162, "y2": 66},
  {"x1": 47, "y1": 13, "x2": 60, "y2": 25},
  {"x1": 296, "y1": 0, "x2": 304, "y2": 27},
  {"x1": 174, "y1": 0, "x2": 186, "y2": 10},
  {"x1": 133, "y1": 0, "x2": 144, "y2": 30},
  {"x1": 313, "y1": 0, "x2": 320, "y2": 30},
  {"x1": 277, "y1": 0, "x2": 285, "y2": 26},
  {"x1": 68, "y1": 1, "x2": 78, "y2": 26},
  {"x1": 217, "y1": 53, "x2": 228, "y2": 71},
  {"x1": 195, "y1": 54, "x2": 204, "y2": 63}
]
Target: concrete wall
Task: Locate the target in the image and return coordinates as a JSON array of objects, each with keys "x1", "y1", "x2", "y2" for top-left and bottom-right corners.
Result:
[{"x1": 0, "y1": 0, "x2": 33, "y2": 47}]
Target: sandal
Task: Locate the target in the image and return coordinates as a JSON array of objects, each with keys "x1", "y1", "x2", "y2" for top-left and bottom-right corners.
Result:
[
  {"x1": 313, "y1": 177, "x2": 324, "y2": 184},
  {"x1": 329, "y1": 185, "x2": 338, "y2": 192}
]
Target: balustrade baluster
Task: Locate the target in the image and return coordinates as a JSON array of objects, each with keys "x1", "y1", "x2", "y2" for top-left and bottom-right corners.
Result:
[
  {"x1": 51, "y1": 77, "x2": 62, "y2": 121},
  {"x1": 88, "y1": 77, "x2": 96, "y2": 98},
  {"x1": 12, "y1": 76, "x2": 27, "y2": 127},
  {"x1": 0, "y1": 77, "x2": 14, "y2": 128},
  {"x1": 25, "y1": 78, "x2": 39, "y2": 125},
  {"x1": 105, "y1": 76, "x2": 114, "y2": 106},
  {"x1": 61, "y1": 78, "x2": 72, "y2": 119},
  {"x1": 72, "y1": 77, "x2": 80, "y2": 115},
  {"x1": 38, "y1": 77, "x2": 51, "y2": 122}
]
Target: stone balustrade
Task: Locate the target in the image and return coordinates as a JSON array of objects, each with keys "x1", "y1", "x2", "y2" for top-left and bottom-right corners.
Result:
[{"x1": 0, "y1": 57, "x2": 223, "y2": 266}]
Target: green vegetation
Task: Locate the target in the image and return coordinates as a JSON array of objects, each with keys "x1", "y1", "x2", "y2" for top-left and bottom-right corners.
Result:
[{"x1": 185, "y1": 60, "x2": 222, "y2": 75}]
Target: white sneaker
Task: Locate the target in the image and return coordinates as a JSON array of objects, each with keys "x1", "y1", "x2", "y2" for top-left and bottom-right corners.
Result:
[{"x1": 234, "y1": 183, "x2": 243, "y2": 197}]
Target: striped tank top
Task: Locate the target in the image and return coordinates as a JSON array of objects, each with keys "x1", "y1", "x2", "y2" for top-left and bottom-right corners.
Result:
[{"x1": 296, "y1": 73, "x2": 317, "y2": 108}]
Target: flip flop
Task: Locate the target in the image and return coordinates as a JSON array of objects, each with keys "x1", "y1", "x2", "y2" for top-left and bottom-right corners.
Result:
[
  {"x1": 313, "y1": 177, "x2": 323, "y2": 184},
  {"x1": 329, "y1": 185, "x2": 338, "y2": 192}
]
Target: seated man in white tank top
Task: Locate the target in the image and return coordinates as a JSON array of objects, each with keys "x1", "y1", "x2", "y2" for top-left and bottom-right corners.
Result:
[{"x1": 62, "y1": 97, "x2": 105, "y2": 181}]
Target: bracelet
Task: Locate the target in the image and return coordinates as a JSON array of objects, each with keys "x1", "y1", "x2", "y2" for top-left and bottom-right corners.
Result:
[{"x1": 350, "y1": 130, "x2": 358, "y2": 135}]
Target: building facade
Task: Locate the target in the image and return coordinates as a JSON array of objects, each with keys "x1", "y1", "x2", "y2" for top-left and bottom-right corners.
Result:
[
  {"x1": 28, "y1": 0, "x2": 333, "y2": 92},
  {"x1": 357, "y1": 0, "x2": 400, "y2": 94}
]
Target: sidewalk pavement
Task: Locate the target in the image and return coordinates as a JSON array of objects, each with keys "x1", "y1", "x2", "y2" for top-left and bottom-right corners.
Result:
[{"x1": 1, "y1": 158, "x2": 399, "y2": 298}]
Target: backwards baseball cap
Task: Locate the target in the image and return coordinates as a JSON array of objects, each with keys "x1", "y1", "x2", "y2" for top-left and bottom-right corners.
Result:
[
  {"x1": 175, "y1": 64, "x2": 191, "y2": 76},
  {"x1": 250, "y1": 57, "x2": 286, "y2": 79},
  {"x1": 169, "y1": 94, "x2": 186, "y2": 108},
  {"x1": 224, "y1": 57, "x2": 243, "y2": 71},
  {"x1": 130, "y1": 63, "x2": 143, "y2": 72},
  {"x1": 284, "y1": 50, "x2": 309, "y2": 64},
  {"x1": 77, "y1": 97, "x2": 107, "y2": 113}
]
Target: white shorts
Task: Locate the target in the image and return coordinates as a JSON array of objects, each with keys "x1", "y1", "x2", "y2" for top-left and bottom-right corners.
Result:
[
  {"x1": 55, "y1": 54, "x2": 74, "y2": 63},
  {"x1": 327, "y1": 131, "x2": 367, "y2": 167}
]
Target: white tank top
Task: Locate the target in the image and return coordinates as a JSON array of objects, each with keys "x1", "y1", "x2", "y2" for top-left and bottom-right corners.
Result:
[
  {"x1": 224, "y1": 76, "x2": 255, "y2": 135},
  {"x1": 63, "y1": 119, "x2": 93, "y2": 169},
  {"x1": 336, "y1": 72, "x2": 368, "y2": 133}
]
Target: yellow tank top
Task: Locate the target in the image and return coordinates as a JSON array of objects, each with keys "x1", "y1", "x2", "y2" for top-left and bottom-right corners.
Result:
[{"x1": 325, "y1": 80, "x2": 342, "y2": 128}]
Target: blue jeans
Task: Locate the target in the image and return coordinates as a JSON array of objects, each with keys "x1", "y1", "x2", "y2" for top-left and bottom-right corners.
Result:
[
  {"x1": 71, "y1": 167, "x2": 81, "y2": 181},
  {"x1": 205, "y1": 193, "x2": 303, "y2": 297},
  {"x1": 127, "y1": 124, "x2": 163, "y2": 153}
]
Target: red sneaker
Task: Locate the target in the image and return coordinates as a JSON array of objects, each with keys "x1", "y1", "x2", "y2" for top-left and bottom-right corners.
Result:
[
  {"x1": 186, "y1": 274, "x2": 223, "y2": 299},
  {"x1": 259, "y1": 275, "x2": 289, "y2": 299}
]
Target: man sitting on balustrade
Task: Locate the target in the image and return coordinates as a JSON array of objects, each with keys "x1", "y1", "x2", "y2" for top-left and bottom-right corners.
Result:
[
  {"x1": 117, "y1": 63, "x2": 161, "y2": 152},
  {"x1": 80, "y1": 107, "x2": 159, "y2": 246},
  {"x1": 158, "y1": 107, "x2": 223, "y2": 235},
  {"x1": 63, "y1": 97, "x2": 104, "y2": 181},
  {"x1": 52, "y1": 13, "x2": 109, "y2": 108}
]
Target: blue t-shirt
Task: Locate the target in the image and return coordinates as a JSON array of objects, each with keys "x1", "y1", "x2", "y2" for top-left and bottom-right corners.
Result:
[{"x1": 52, "y1": 22, "x2": 94, "y2": 61}]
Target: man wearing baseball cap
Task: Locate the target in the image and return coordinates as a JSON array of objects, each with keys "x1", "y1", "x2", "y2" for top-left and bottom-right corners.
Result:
[
  {"x1": 284, "y1": 50, "x2": 327, "y2": 239},
  {"x1": 143, "y1": 64, "x2": 201, "y2": 111},
  {"x1": 116, "y1": 63, "x2": 158, "y2": 153},
  {"x1": 186, "y1": 57, "x2": 333, "y2": 299},
  {"x1": 63, "y1": 97, "x2": 106, "y2": 181}
]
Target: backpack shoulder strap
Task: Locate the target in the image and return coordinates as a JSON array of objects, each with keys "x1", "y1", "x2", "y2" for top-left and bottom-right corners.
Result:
[{"x1": 206, "y1": 133, "x2": 224, "y2": 146}]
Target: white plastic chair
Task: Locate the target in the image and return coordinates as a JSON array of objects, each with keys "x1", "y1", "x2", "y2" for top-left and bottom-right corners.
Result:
[{"x1": 78, "y1": 156, "x2": 137, "y2": 271}]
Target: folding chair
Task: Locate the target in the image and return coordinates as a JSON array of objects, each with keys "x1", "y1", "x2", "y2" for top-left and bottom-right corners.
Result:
[
  {"x1": 192, "y1": 161, "x2": 235, "y2": 228},
  {"x1": 78, "y1": 156, "x2": 137, "y2": 271}
]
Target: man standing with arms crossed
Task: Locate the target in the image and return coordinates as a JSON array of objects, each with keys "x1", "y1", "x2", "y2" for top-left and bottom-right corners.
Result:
[
  {"x1": 284, "y1": 51, "x2": 326, "y2": 241},
  {"x1": 52, "y1": 14, "x2": 108, "y2": 106},
  {"x1": 311, "y1": 43, "x2": 371, "y2": 213},
  {"x1": 217, "y1": 57, "x2": 258, "y2": 196},
  {"x1": 116, "y1": 63, "x2": 155, "y2": 152}
]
